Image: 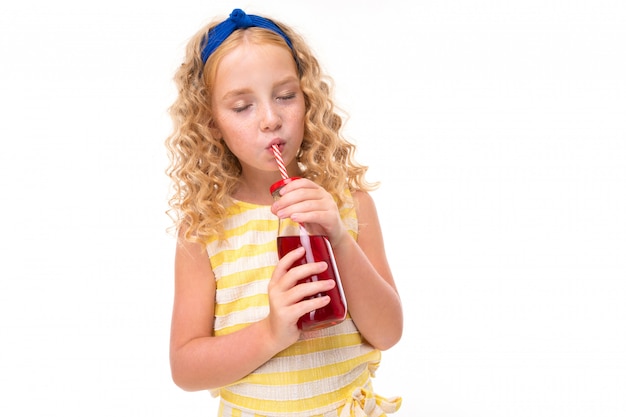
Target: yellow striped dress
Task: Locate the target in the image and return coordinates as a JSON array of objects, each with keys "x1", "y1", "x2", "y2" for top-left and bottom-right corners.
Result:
[{"x1": 205, "y1": 191, "x2": 401, "y2": 417}]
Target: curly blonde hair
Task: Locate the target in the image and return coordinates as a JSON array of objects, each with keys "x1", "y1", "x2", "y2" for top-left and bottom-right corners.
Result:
[{"x1": 165, "y1": 13, "x2": 377, "y2": 246}]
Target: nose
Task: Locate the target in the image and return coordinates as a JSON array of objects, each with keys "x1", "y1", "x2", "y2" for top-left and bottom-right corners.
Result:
[{"x1": 260, "y1": 102, "x2": 282, "y2": 132}]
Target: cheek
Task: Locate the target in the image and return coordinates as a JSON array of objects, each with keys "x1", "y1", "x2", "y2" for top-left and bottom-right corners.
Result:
[
  {"x1": 291, "y1": 101, "x2": 307, "y2": 131},
  {"x1": 215, "y1": 114, "x2": 245, "y2": 141},
  {"x1": 219, "y1": 120, "x2": 254, "y2": 154}
]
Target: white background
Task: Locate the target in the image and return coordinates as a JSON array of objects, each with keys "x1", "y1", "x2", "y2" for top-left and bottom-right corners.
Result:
[{"x1": 1, "y1": 1, "x2": 625, "y2": 416}]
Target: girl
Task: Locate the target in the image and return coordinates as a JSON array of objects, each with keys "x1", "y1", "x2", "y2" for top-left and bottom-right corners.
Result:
[{"x1": 165, "y1": 8, "x2": 403, "y2": 416}]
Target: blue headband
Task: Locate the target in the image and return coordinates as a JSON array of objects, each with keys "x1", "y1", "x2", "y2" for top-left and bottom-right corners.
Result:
[{"x1": 201, "y1": 8, "x2": 295, "y2": 63}]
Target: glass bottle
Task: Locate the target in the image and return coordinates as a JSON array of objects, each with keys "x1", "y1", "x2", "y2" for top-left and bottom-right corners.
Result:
[{"x1": 270, "y1": 177, "x2": 347, "y2": 331}]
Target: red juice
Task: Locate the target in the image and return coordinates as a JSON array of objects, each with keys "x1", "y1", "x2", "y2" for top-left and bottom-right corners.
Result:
[{"x1": 277, "y1": 235, "x2": 347, "y2": 331}]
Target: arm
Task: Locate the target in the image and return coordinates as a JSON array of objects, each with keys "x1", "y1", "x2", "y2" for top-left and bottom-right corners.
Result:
[
  {"x1": 332, "y1": 190, "x2": 403, "y2": 350},
  {"x1": 169, "y1": 229, "x2": 334, "y2": 391}
]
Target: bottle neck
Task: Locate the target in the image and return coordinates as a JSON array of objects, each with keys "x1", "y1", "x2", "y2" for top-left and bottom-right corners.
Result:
[{"x1": 269, "y1": 177, "x2": 302, "y2": 199}]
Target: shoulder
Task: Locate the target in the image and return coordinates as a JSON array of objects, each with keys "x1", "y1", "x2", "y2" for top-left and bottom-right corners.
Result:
[
  {"x1": 349, "y1": 190, "x2": 384, "y2": 242},
  {"x1": 351, "y1": 190, "x2": 377, "y2": 218}
]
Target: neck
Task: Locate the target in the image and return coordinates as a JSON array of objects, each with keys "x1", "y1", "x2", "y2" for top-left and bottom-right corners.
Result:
[{"x1": 233, "y1": 172, "x2": 282, "y2": 205}]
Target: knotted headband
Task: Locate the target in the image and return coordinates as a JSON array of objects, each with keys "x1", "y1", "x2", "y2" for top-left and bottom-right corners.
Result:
[{"x1": 201, "y1": 8, "x2": 295, "y2": 63}]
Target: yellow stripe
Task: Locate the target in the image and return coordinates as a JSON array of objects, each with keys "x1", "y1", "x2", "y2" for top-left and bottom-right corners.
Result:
[
  {"x1": 211, "y1": 240, "x2": 276, "y2": 269},
  {"x1": 224, "y1": 201, "x2": 263, "y2": 215},
  {"x1": 215, "y1": 321, "x2": 253, "y2": 336},
  {"x1": 220, "y1": 368, "x2": 371, "y2": 413},
  {"x1": 206, "y1": 204, "x2": 271, "y2": 243},
  {"x1": 216, "y1": 320, "x2": 361, "y2": 353},
  {"x1": 224, "y1": 218, "x2": 278, "y2": 237},
  {"x1": 214, "y1": 293, "x2": 268, "y2": 316},
  {"x1": 216, "y1": 265, "x2": 273, "y2": 289},
  {"x1": 274, "y1": 332, "x2": 364, "y2": 358},
  {"x1": 221, "y1": 372, "x2": 368, "y2": 412},
  {"x1": 240, "y1": 349, "x2": 380, "y2": 386}
]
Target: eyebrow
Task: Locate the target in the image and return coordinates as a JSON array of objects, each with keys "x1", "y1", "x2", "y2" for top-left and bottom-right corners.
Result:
[{"x1": 221, "y1": 88, "x2": 252, "y2": 101}]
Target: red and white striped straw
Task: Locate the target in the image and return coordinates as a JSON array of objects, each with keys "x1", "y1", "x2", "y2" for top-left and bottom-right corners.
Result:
[{"x1": 271, "y1": 145, "x2": 289, "y2": 180}]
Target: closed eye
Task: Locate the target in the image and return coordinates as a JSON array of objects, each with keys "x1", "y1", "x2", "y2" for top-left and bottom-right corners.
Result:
[
  {"x1": 232, "y1": 103, "x2": 252, "y2": 113},
  {"x1": 278, "y1": 93, "x2": 296, "y2": 101}
]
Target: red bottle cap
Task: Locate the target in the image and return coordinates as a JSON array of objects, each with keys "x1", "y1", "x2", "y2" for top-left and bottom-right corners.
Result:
[{"x1": 269, "y1": 177, "x2": 301, "y2": 195}]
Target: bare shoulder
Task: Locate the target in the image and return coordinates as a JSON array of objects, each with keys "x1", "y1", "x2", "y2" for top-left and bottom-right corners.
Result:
[{"x1": 351, "y1": 190, "x2": 380, "y2": 226}]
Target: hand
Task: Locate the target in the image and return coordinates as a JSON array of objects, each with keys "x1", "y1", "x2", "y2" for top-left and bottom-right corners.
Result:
[
  {"x1": 270, "y1": 178, "x2": 349, "y2": 247},
  {"x1": 266, "y1": 246, "x2": 336, "y2": 348}
]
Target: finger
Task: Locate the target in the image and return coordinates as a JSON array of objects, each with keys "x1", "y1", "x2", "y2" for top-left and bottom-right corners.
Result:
[
  {"x1": 294, "y1": 294, "x2": 332, "y2": 318},
  {"x1": 274, "y1": 184, "x2": 323, "y2": 209},
  {"x1": 274, "y1": 246, "x2": 305, "y2": 276},
  {"x1": 276, "y1": 198, "x2": 328, "y2": 221},
  {"x1": 292, "y1": 272, "x2": 335, "y2": 297},
  {"x1": 280, "y1": 261, "x2": 329, "y2": 294},
  {"x1": 279, "y1": 177, "x2": 315, "y2": 193}
]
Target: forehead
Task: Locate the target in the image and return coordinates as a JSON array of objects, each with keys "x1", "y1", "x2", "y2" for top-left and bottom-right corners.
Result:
[
  {"x1": 213, "y1": 42, "x2": 299, "y2": 91},
  {"x1": 219, "y1": 37, "x2": 296, "y2": 69}
]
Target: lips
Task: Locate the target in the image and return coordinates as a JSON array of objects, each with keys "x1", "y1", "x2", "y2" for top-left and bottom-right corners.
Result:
[{"x1": 268, "y1": 139, "x2": 284, "y2": 151}]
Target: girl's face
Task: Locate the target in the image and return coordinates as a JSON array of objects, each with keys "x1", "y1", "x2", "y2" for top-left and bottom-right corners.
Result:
[{"x1": 211, "y1": 40, "x2": 305, "y2": 177}]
